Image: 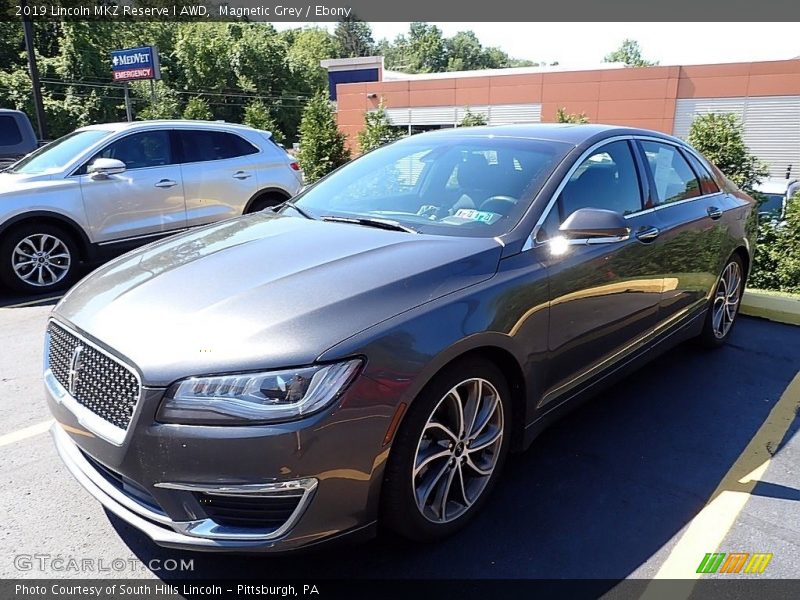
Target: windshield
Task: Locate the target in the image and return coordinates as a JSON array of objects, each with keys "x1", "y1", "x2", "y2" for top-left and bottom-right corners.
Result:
[
  {"x1": 759, "y1": 193, "x2": 784, "y2": 216},
  {"x1": 290, "y1": 135, "x2": 570, "y2": 238},
  {"x1": 8, "y1": 129, "x2": 110, "y2": 174}
]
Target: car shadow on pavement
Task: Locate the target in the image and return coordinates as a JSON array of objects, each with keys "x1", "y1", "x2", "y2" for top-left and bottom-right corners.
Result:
[{"x1": 108, "y1": 317, "x2": 800, "y2": 581}]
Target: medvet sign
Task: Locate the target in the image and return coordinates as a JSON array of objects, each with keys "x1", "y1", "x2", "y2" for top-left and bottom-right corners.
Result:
[{"x1": 111, "y1": 46, "x2": 161, "y2": 82}]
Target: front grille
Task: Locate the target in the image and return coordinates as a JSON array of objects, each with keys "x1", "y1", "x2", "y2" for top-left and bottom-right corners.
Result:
[
  {"x1": 47, "y1": 322, "x2": 140, "y2": 430},
  {"x1": 197, "y1": 492, "x2": 303, "y2": 529}
]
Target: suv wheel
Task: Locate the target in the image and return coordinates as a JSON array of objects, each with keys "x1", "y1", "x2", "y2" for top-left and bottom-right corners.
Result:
[
  {"x1": 0, "y1": 224, "x2": 79, "y2": 293},
  {"x1": 248, "y1": 194, "x2": 286, "y2": 213},
  {"x1": 382, "y1": 357, "x2": 511, "y2": 541}
]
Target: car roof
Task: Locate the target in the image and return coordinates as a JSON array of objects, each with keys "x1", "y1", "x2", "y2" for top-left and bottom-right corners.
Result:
[
  {"x1": 77, "y1": 120, "x2": 261, "y2": 134},
  {"x1": 755, "y1": 178, "x2": 799, "y2": 195},
  {"x1": 405, "y1": 123, "x2": 686, "y2": 147}
]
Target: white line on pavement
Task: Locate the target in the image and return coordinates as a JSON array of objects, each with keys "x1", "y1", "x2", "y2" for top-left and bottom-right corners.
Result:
[{"x1": 0, "y1": 420, "x2": 54, "y2": 448}]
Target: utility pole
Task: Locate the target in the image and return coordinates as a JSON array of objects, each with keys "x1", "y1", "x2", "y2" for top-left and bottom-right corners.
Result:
[{"x1": 19, "y1": 0, "x2": 48, "y2": 140}]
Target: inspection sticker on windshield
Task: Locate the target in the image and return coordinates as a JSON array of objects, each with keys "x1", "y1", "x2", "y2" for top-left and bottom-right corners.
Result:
[{"x1": 454, "y1": 209, "x2": 497, "y2": 223}]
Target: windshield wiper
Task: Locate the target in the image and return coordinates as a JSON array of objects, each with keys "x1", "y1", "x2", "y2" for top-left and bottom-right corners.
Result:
[
  {"x1": 320, "y1": 216, "x2": 418, "y2": 234},
  {"x1": 272, "y1": 200, "x2": 315, "y2": 220}
]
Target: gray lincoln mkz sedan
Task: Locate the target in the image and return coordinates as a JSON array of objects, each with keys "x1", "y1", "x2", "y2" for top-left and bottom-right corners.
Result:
[{"x1": 46, "y1": 124, "x2": 756, "y2": 552}]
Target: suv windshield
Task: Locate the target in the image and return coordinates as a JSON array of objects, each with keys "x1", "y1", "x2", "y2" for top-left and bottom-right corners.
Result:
[
  {"x1": 291, "y1": 135, "x2": 570, "y2": 238},
  {"x1": 8, "y1": 129, "x2": 110, "y2": 174}
]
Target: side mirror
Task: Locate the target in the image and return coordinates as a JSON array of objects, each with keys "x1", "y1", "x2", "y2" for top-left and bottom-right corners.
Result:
[
  {"x1": 88, "y1": 158, "x2": 126, "y2": 179},
  {"x1": 558, "y1": 208, "x2": 630, "y2": 241}
]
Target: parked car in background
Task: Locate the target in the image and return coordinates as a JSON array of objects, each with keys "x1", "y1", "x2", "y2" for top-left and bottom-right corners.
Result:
[
  {"x1": 754, "y1": 177, "x2": 800, "y2": 221},
  {"x1": 0, "y1": 120, "x2": 303, "y2": 293},
  {"x1": 0, "y1": 109, "x2": 38, "y2": 168},
  {"x1": 46, "y1": 124, "x2": 756, "y2": 553}
]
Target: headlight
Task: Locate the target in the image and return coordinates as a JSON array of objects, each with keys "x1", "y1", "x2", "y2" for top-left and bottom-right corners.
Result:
[{"x1": 157, "y1": 360, "x2": 362, "y2": 425}]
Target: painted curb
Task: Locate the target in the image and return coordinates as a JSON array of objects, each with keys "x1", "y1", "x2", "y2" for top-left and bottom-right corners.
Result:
[{"x1": 741, "y1": 290, "x2": 800, "y2": 326}]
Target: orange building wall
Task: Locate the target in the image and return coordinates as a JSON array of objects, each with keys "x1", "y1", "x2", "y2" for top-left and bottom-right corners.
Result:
[{"x1": 335, "y1": 59, "x2": 800, "y2": 153}]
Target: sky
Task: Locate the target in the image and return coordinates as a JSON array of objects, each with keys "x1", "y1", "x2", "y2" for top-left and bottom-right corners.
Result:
[{"x1": 274, "y1": 22, "x2": 800, "y2": 68}]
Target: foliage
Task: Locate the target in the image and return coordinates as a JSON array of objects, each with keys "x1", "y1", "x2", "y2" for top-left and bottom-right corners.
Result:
[
  {"x1": 750, "y1": 193, "x2": 800, "y2": 293},
  {"x1": 243, "y1": 100, "x2": 285, "y2": 145},
  {"x1": 687, "y1": 113, "x2": 768, "y2": 194},
  {"x1": 358, "y1": 101, "x2": 402, "y2": 153},
  {"x1": 134, "y1": 81, "x2": 180, "y2": 120},
  {"x1": 334, "y1": 17, "x2": 375, "y2": 58},
  {"x1": 182, "y1": 97, "x2": 212, "y2": 120},
  {"x1": 459, "y1": 108, "x2": 487, "y2": 127},
  {"x1": 297, "y1": 92, "x2": 350, "y2": 182},
  {"x1": 604, "y1": 39, "x2": 658, "y2": 67},
  {"x1": 555, "y1": 107, "x2": 589, "y2": 124}
]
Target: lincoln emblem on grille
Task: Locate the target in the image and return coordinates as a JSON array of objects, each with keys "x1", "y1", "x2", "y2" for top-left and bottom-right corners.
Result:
[{"x1": 67, "y1": 345, "x2": 84, "y2": 396}]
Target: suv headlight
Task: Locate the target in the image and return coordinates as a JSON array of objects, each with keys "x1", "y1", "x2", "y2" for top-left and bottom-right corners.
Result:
[{"x1": 157, "y1": 360, "x2": 362, "y2": 425}]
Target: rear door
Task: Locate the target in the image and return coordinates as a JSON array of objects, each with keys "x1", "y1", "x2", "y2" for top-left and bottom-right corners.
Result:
[
  {"x1": 535, "y1": 140, "x2": 665, "y2": 405},
  {"x1": 634, "y1": 140, "x2": 729, "y2": 331},
  {"x1": 176, "y1": 129, "x2": 259, "y2": 227},
  {"x1": 77, "y1": 129, "x2": 187, "y2": 243}
]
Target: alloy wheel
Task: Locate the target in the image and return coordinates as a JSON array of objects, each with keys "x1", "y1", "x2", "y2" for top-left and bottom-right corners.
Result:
[
  {"x1": 712, "y1": 260, "x2": 742, "y2": 339},
  {"x1": 11, "y1": 233, "x2": 72, "y2": 288},
  {"x1": 412, "y1": 377, "x2": 504, "y2": 524}
]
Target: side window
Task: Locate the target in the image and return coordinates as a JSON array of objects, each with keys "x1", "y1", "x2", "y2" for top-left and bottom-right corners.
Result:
[
  {"x1": 640, "y1": 141, "x2": 702, "y2": 205},
  {"x1": 683, "y1": 151, "x2": 720, "y2": 196},
  {"x1": 93, "y1": 131, "x2": 173, "y2": 170},
  {"x1": 179, "y1": 130, "x2": 259, "y2": 163},
  {"x1": 558, "y1": 140, "x2": 643, "y2": 221},
  {"x1": 0, "y1": 116, "x2": 23, "y2": 146}
]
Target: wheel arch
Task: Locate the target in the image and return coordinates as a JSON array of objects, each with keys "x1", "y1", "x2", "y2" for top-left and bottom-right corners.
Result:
[
  {"x1": 732, "y1": 245, "x2": 751, "y2": 280},
  {"x1": 243, "y1": 187, "x2": 291, "y2": 213},
  {"x1": 0, "y1": 211, "x2": 91, "y2": 259}
]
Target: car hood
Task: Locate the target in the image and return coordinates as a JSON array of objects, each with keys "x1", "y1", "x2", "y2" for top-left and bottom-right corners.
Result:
[
  {"x1": 54, "y1": 213, "x2": 502, "y2": 386},
  {"x1": 0, "y1": 171, "x2": 59, "y2": 195}
]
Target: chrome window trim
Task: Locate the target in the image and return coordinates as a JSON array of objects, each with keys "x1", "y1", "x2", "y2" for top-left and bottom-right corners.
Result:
[
  {"x1": 524, "y1": 134, "x2": 725, "y2": 251},
  {"x1": 45, "y1": 318, "x2": 143, "y2": 446}
]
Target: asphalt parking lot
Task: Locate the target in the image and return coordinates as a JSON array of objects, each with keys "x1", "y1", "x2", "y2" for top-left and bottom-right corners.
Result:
[{"x1": 1, "y1": 288, "x2": 798, "y2": 584}]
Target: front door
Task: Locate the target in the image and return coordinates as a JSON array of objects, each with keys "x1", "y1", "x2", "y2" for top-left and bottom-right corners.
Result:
[
  {"x1": 78, "y1": 130, "x2": 186, "y2": 243},
  {"x1": 534, "y1": 140, "x2": 665, "y2": 406}
]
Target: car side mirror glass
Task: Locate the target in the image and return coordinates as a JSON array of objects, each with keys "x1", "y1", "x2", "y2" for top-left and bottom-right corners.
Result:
[
  {"x1": 558, "y1": 207, "x2": 630, "y2": 241},
  {"x1": 88, "y1": 158, "x2": 126, "y2": 179}
]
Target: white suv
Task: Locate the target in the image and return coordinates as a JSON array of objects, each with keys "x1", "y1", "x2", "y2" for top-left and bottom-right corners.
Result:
[{"x1": 0, "y1": 120, "x2": 304, "y2": 293}]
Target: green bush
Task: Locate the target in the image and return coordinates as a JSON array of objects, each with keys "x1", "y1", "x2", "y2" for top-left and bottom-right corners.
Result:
[
  {"x1": 296, "y1": 92, "x2": 350, "y2": 183},
  {"x1": 358, "y1": 100, "x2": 402, "y2": 153},
  {"x1": 750, "y1": 192, "x2": 800, "y2": 294},
  {"x1": 458, "y1": 108, "x2": 487, "y2": 127}
]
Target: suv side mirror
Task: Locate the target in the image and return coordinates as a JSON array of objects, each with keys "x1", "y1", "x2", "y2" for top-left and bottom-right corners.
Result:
[
  {"x1": 559, "y1": 208, "x2": 630, "y2": 241},
  {"x1": 88, "y1": 158, "x2": 126, "y2": 179}
]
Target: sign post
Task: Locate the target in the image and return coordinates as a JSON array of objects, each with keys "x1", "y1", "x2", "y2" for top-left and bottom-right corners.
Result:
[{"x1": 110, "y1": 46, "x2": 162, "y2": 120}]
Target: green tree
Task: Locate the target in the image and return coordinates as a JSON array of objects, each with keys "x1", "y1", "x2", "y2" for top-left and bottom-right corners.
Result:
[
  {"x1": 334, "y1": 17, "x2": 374, "y2": 58},
  {"x1": 604, "y1": 39, "x2": 658, "y2": 67},
  {"x1": 134, "y1": 81, "x2": 180, "y2": 120},
  {"x1": 282, "y1": 27, "x2": 337, "y2": 92},
  {"x1": 687, "y1": 113, "x2": 767, "y2": 193},
  {"x1": 183, "y1": 96, "x2": 212, "y2": 120},
  {"x1": 297, "y1": 92, "x2": 350, "y2": 182},
  {"x1": 750, "y1": 192, "x2": 800, "y2": 293},
  {"x1": 358, "y1": 101, "x2": 402, "y2": 153},
  {"x1": 392, "y1": 23, "x2": 447, "y2": 74},
  {"x1": 459, "y1": 108, "x2": 487, "y2": 127},
  {"x1": 555, "y1": 107, "x2": 589, "y2": 124},
  {"x1": 243, "y1": 100, "x2": 285, "y2": 145}
]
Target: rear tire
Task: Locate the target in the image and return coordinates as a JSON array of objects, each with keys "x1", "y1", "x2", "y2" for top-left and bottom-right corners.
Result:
[
  {"x1": 247, "y1": 193, "x2": 286, "y2": 213},
  {"x1": 381, "y1": 357, "x2": 511, "y2": 542},
  {"x1": 697, "y1": 254, "x2": 744, "y2": 348},
  {"x1": 0, "y1": 223, "x2": 79, "y2": 294}
]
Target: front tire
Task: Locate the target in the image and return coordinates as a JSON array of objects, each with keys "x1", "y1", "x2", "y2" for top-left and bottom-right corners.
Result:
[
  {"x1": 0, "y1": 224, "x2": 79, "y2": 293},
  {"x1": 698, "y1": 255, "x2": 744, "y2": 348},
  {"x1": 381, "y1": 357, "x2": 511, "y2": 541}
]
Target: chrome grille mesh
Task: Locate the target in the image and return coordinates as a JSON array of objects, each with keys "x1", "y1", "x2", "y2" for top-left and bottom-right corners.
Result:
[{"x1": 47, "y1": 322, "x2": 140, "y2": 430}]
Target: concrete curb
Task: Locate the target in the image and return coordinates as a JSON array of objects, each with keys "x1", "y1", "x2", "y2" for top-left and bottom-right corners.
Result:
[{"x1": 741, "y1": 289, "x2": 800, "y2": 326}]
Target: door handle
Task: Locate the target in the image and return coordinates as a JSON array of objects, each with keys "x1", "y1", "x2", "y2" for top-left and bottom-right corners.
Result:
[
  {"x1": 232, "y1": 171, "x2": 252, "y2": 180},
  {"x1": 635, "y1": 225, "x2": 660, "y2": 242},
  {"x1": 707, "y1": 206, "x2": 723, "y2": 220},
  {"x1": 154, "y1": 179, "x2": 177, "y2": 189}
]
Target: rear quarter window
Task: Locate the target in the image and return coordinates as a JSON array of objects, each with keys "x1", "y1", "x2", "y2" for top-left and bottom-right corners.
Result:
[{"x1": 0, "y1": 115, "x2": 23, "y2": 146}]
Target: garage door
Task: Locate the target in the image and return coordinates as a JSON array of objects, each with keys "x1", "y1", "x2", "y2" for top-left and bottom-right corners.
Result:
[{"x1": 674, "y1": 96, "x2": 800, "y2": 178}]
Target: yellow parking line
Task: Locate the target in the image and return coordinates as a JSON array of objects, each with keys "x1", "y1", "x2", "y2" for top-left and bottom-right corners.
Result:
[
  {"x1": 0, "y1": 420, "x2": 54, "y2": 448},
  {"x1": 642, "y1": 371, "x2": 800, "y2": 594}
]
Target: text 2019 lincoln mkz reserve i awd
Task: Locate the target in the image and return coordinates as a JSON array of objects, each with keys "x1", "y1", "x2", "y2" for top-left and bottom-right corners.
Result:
[{"x1": 46, "y1": 124, "x2": 756, "y2": 552}]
